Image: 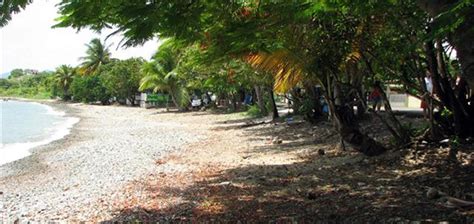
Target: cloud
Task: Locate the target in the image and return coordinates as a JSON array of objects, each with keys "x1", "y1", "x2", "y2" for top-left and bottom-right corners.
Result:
[{"x1": 0, "y1": 0, "x2": 159, "y2": 73}]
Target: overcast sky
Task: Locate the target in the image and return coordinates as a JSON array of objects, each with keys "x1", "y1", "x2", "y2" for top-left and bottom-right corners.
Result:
[{"x1": 0, "y1": 0, "x2": 159, "y2": 74}]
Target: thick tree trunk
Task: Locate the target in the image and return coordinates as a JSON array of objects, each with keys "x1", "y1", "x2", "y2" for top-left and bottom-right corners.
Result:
[
  {"x1": 325, "y1": 79, "x2": 386, "y2": 156},
  {"x1": 327, "y1": 97, "x2": 386, "y2": 156},
  {"x1": 254, "y1": 85, "x2": 267, "y2": 115}
]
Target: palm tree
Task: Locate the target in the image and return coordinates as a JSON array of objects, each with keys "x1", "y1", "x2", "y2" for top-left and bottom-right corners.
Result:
[
  {"x1": 139, "y1": 61, "x2": 188, "y2": 110},
  {"x1": 55, "y1": 65, "x2": 77, "y2": 100},
  {"x1": 139, "y1": 39, "x2": 189, "y2": 110},
  {"x1": 80, "y1": 38, "x2": 111, "y2": 75}
]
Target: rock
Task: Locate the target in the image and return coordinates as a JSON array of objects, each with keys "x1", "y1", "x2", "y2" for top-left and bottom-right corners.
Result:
[
  {"x1": 318, "y1": 149, "x2": 325, "y2": 156},
  {"x1": 272, "y1": 137, "x2": 283, "y2": 144},
  {"x1": 0, "y1": 191, "x2": 3, "y2": 195}
]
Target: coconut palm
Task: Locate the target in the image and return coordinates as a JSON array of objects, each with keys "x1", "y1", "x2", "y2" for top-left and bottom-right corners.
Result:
[
  {"x1": 55, "y1": 65, "x2": 77, "y2": 100},
  {"x1": 139, "y1": 61, "x2": 189, "y2": 110},
  {"x1": 139, "y1": 39, "x2": 189, "y2": 109},
  {"x1": 80, "y1": 38, "x2": 111, "y2": 75}
]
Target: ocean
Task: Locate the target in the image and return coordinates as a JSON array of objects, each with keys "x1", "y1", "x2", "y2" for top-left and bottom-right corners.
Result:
[{"x1": 0, "y1": 100, "x2": 79, "y2": 166}]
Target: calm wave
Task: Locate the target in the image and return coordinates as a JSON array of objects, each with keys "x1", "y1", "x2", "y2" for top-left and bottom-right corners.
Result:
[{"x1": 0, "y1": 100, "x2": 79, "y2": 165}]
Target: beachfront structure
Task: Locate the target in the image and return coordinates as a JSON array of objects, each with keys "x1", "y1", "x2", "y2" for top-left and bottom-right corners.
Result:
[{"x1": 386, "y1": 84, "x2": 422, "y2": 108}]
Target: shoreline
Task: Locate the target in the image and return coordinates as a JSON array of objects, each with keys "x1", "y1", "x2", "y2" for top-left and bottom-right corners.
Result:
[
  {"x1": 0, "y1": 100, "x2": 80, "y2": 167},
  {"x1": 0, "y1": 103, "x2": 203, "y2": 222}
]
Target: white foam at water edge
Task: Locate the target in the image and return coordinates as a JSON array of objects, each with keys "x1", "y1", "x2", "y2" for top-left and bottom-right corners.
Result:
[{"x1": 0, "y1": 104, "x2": 80, "y2": 166}]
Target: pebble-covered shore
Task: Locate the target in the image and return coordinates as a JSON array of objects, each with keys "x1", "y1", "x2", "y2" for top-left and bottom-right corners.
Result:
[{"x1": 0, "y1": 103, "x2": 202, "y2": 222}]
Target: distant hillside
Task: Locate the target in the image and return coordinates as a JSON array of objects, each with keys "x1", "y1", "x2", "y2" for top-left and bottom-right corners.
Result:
[{"x1": 0, "y1": 72, "x2": 10, "y2": 79}]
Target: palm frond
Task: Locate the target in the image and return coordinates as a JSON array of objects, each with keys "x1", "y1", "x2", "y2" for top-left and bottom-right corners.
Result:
[{"x1": 245, "y1": 50, "x2": 304, "y2": 93}]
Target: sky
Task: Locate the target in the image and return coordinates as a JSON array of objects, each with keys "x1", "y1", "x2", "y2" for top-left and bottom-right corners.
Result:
[{"x1": 0, "y1": 0, "x2": 159, "y2": 74}]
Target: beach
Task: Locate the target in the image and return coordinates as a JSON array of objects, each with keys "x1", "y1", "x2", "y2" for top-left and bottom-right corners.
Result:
[
  {"x1": 1, "y1": 102, "x2": 472, "y2": 222},
  {"x1": 0, "y1": 103, "x2": 205, "y2": 222}
]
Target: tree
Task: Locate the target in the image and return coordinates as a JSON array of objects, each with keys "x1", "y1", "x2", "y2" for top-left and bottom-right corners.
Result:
[
  {"x1": 139, "y1": 39, "x2": 189, "y2": 110},
  {"x1": 418, "y1": 0, "x2": 474, "y2": 90},
  {"x1": 70, "y1": 73, "x2": 110, "y2": 104},
  {"x1": 100, "y1": 58, "x2": 144, "y2": 105},
  {"x1": 54, "y1": 65, "x2": 76, "y2": 100},
  {"x1": 8, "y1": 69, "x2": 26, "y2": 79},
  {"x1": 80, "y1": 38, "x2": 111, "y2": 75},
  {"x1": 0, "y1": 0, "x2": 31, "y2": 27},
  {"x1": 54, "y1": 0, "x2": 474, "y2": 149}
]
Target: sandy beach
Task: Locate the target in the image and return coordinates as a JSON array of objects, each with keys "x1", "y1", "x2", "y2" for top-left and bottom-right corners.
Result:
[{"x1": 0, "y1": 103, "x2": 205, "y2": 222}]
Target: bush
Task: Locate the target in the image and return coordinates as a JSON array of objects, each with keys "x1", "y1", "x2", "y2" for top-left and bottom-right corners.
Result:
[
  {"x1": 246, "y1": 104, "x2": 265, "y2": 117},
  {"x1": 70, "y1": 75, "x2": 111, "y2": 104}
]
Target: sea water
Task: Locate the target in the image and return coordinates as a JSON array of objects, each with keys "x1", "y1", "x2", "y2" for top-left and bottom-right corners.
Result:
[{"x1": 0, "y1": 100, "x2": 79, "y2": 166}]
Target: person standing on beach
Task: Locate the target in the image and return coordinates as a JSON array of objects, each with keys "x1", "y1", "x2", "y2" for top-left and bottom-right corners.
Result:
[
  {"x1": 368, "y1": 81, "x2": 383, "y2": 112},
  {"x1": 421, "y1": 72, "x2": 433, "y2": 119}
]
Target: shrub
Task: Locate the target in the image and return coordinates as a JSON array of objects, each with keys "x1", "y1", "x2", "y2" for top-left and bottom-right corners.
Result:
[{"x1": 246, "y1": 104, "x2": 265, "y2": 117}]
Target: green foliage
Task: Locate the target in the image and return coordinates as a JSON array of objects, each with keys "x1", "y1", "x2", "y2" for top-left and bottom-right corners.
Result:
[
  {"x1": 99, "y1": 58, "x2": 144, "y2": 103},
  {"x1": 441, "y1": 108, "x2": 454, "y2": 118},
  {"x1": 423, "y1": 0, "x2": 474, "y2": 39},
  {"x1": 0, "y1": 0, "x2": 32, "y2": 27},
  {"x1": 53, "y1": 65, "x2": 77, "y2": 100},
  {"x1": 139, "y1": 39, "x2": 190, "y2": 109},
  {"x1": 0, "y1": 71, "x2": 55, "y2": 99},
  {"x1": 70, "y1": 74, "x2": 110, "y2": 104},
  {"x1": 9, "y1": 69, "x2": 26, "y2": 79},
  {"x1": 80, "y1": 38, "x2": 111, "y2": 75},
  {"x1": 246, "y1": 104, "x2": 265, "y2": 118}
]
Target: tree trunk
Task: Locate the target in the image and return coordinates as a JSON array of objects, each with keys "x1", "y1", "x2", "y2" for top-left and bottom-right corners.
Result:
[
  {"x1": 231, "y1": 93, "x2": 238, "y2": 111},
  {"x1": 303, "y1": 83, "x2": 323, "y2": 122},
  {"x1": 290, "y1": 88, "x2": 303, "y2": 114},
  {"x1": 425, "y1": 39, "x2": 473, "y2": 137},
  {"x1": 325, "y1": 78, "x2": 386, "y2": 156},
  {"x1": 327, "y1": 96, "x2": 386, "y2": 156},
  {"x1": 169, "y1": 91, "x2": 179, "y2": 109},
  {"x1": 380, "y1": 86, "x2": 411, "y2": 145},
  {"x1": 254, "y1": 85, "x2": 267, "y2": 115},
  {"x1": 269, "y1": 88, "x2": 279, "y2": 120},
  {"x1": 361, "y1": 52, "x2": 410, "y2": 144}
]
